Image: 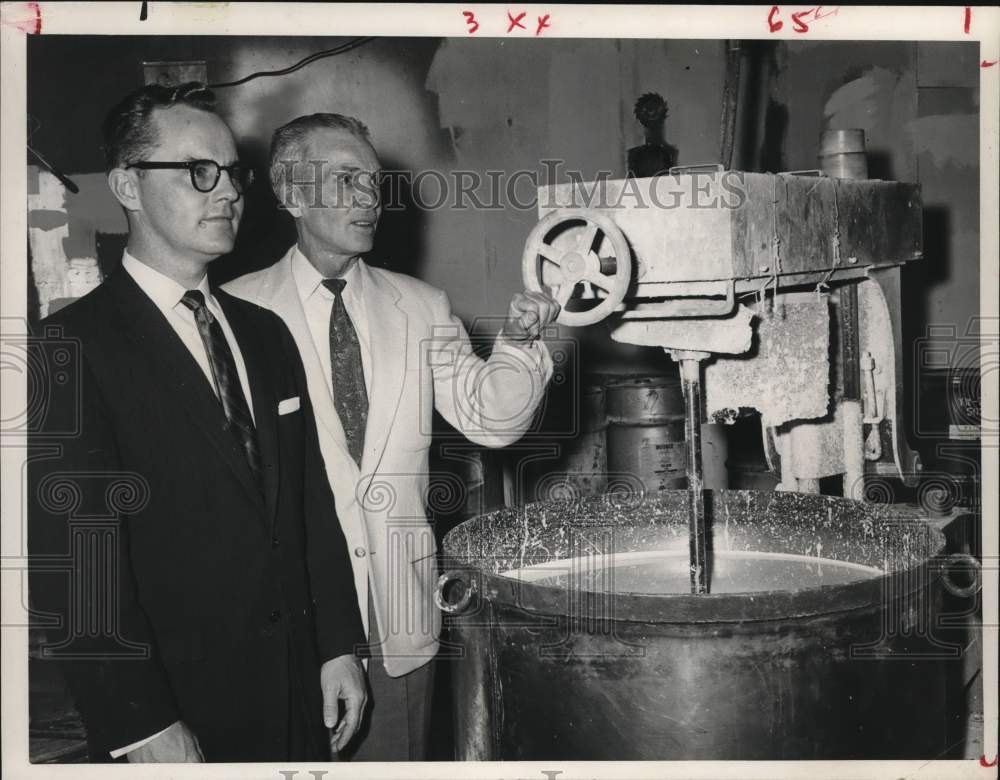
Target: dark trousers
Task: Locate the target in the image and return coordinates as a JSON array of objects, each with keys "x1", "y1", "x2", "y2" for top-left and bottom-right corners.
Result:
[
  {"x1": 341, "y1": 589, "x2": 435, "y2": 761},
  {"x1": 287, "y1": 630, "x2": 327, "y2": 762}
]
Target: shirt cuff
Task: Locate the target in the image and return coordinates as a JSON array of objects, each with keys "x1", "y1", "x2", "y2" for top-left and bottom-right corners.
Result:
[
  {"x1": 497, "y1": 328, "x2": 540, "y2": 351},
  {"x1": 493, "y1": 329, "x2": 553, "y2": 380},
  {"x1": 109, "y1": 722, "x2": 176, "y2": 759}
]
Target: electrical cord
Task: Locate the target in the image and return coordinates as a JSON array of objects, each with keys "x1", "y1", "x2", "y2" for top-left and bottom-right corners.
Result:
[
  {"x1": 718, "y1": 40, "x2": 742, "y2": 171},
  {"x1": 208, "y1": 37, "x2": 375, "y2": 89},
  {"x1": 28, "y1": 144, "x2": 79, "y2": 193},
  {"x1": 23, "y1": 39, "x2": 374, "y2": 195}
]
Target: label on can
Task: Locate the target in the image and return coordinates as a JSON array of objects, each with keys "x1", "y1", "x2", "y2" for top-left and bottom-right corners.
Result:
[{"x1": 641, "y1": 437, "x2": 687, "y2": 489}]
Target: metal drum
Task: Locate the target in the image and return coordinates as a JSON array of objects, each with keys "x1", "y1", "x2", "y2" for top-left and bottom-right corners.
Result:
[
  {"x1": 440, "y1": 490, "x2": 957, "y2": 760},
  {"x1": 605, "y1": 375, "x2": 687, "y2": 491},
  {"x1": 527, "y1": 380, "x2": 608, "y2": 502}
]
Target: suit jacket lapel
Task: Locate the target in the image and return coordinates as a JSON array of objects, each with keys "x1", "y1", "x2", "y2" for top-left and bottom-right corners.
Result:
[
  {"x1": 359, "y1": 262, "x2": 407, "y2": 498},
  {"x1": 216, "y1": 291, "x2": 280, "y2": 531},
  {"x1": 103, "y1": 270, "x2": 265, "y2": 518}
]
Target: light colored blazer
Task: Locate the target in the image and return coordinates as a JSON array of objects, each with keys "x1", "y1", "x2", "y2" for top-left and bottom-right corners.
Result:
[{"x1": 224, "y1": 249, "x2": 552, "y2": 676}]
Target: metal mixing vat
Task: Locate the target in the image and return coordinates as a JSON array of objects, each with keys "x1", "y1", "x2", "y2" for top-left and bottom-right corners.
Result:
[{"x1": 438, "y1": 489, "x2": 956, "y2": 760}]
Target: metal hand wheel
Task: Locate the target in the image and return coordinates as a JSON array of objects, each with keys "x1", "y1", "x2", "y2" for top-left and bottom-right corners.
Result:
[{"x1": 521, "y1": 208, "x2": 631, "y2": 327}]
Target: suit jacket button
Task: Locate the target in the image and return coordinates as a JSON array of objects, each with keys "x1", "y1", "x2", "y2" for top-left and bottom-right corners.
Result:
[
  {"x1": 271, "y1": 537, "x2": 280, "y2": 548},
  {"x1": 269, "y1": 610, "x2": 281, "y2": 623},
  {"x1": 354, "y1": 547, "x2": 367, "y2": 558}
]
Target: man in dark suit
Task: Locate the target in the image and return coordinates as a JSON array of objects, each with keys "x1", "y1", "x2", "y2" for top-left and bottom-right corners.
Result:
[{"x1": 27, "y1": 83, "x2": 366, "y2": 763}]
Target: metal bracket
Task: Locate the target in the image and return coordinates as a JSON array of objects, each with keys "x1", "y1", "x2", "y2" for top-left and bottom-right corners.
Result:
[
  {"x1": 863, "y1": 266, "x2": 922, "y2": 486},
  {"x1": 621, "y1": 280, "x2": 735, "y2": 320}
]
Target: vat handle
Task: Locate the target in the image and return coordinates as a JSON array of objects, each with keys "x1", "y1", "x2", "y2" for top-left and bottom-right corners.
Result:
[
  {"x1": 939, "y1": 553, "x2": 981, "y2": 599},
  {"x1": 435, "y1": 571, "x2": 476, "y2": 614}
]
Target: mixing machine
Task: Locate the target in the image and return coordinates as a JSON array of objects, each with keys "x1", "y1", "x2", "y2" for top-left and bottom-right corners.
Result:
[
  {"x1": 438, "y1": 167, "x2": 970, "y2": 760},
  {"x1": 522, "y1": 167, "x2": 924, "y2": 592}
]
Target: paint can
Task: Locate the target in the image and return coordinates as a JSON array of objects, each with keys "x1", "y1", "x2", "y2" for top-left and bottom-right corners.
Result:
[
  {"x1": 530, "y1": 380, "x2": 608, "y2": 502},
  {"x1": 819, "y1": 129, "x2": 868, "y2": 179},
  {"x1": 605, "y1": 375, "x2": 687, "y2": 491}
]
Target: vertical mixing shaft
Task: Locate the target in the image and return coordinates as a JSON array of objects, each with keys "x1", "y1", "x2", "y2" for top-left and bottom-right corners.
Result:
[{"x1": 672, "y1": 350, "x2": 710, "y2": 594}]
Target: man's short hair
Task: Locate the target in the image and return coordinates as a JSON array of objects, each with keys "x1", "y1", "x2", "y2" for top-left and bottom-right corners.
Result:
[
  {"x1": 268, "y1": 113, "x2": 372, "y2": 200},
  {"x1": 102, "y1": 82, "x2": 217, "y2": 171}
]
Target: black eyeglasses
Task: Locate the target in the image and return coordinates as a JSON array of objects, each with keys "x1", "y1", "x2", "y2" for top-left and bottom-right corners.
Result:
[{"x1": 128, "y1": 159, "x2": 255, "y2": 195}]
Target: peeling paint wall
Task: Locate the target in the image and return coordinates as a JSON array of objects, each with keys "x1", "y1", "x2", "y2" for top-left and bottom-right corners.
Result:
[
  {"x1": 771, "y1": 41, "x2": 980, "y2": 370},
  {"x1": 773, "y1": 42, "x2": 919, "y2": 179},
  {"x1": 27, "y1": 167, "x2": 70, "y2": 318},
  {"x1": 26, "y1": 167, "x2": 125, "y2": 318},
  {"x1": 911, "y1": 43, "x2": 980, "y2": 368}
]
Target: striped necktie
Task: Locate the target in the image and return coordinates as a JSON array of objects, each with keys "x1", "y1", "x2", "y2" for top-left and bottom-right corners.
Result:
[
  {"x1": 322, "y1": 278, "x2": 368, "y2": 467},
  {"x1": 180, "y1": 290, "x2": 263, "y2": 487}
]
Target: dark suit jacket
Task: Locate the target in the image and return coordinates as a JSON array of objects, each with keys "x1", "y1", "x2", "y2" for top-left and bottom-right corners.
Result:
[{"x1": 27, "y1": 269, "x2": 365, "y2": 762}]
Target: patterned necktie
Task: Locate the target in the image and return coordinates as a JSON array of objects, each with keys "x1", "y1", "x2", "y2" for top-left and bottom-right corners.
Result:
[
  {"x1": 322, "y1": 278, "x2": 368, "y2": 467},
  {"x1": 180, "y1": 290, "x2": 263, "y2": 487}
]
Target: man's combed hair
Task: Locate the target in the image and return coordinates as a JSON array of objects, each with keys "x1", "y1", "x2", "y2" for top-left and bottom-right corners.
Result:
[
  {"x1": 268, "y1": 113, "x2": 371, "y2": 200},
  {"x1": 102, "y1": 82, "x2": 217, "y2": 171}
]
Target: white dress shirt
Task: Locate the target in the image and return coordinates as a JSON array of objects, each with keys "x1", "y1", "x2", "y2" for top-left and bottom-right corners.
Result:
[
  {"x1": 291, "y1": 246, "x2": 372, "y2": 398},
  {"x1": 109, "y1": 252, "x2": 255, "y2": 758},
  {"x1": 122, "y1": 251, "x2": 255, "y2": 424}
]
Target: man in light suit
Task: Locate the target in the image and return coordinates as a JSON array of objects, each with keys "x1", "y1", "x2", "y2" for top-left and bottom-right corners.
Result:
[
  {"x1": 225, "y1": 113, "x2": 559, "y2": 760},
  {"x1": 28, "y1": 86, "x2": 366, "y2": 762}
]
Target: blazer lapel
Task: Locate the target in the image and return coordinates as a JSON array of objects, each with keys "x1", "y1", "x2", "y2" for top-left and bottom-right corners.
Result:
[
  {"x1": 216, "y1": 291, "x2": 280, "y2": 531},
  {"x1": 263, "y1": 253, "x2": 358, "y2": 475},
  {"x1": 103, "y1": 270, "x2": 265, "y2": 516},
  {"x1": 359, "y1": 262, "x2": 407, "y2": 498}
]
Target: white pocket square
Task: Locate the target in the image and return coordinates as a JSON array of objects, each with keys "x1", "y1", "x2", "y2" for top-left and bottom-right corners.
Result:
[{"x1": 278, "y1": 396, "x2": 300, "y2": 415}]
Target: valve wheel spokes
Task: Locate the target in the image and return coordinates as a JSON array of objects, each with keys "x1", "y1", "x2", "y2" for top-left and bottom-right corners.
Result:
[
  {"x1": 537, "y1": 243, "x2": 566, "y2": 266},
  {"x1": 522, "y1": 208, "x2": 631, "y2": 327},
  {"x1": 576, "y1": 222, "x2": 600, "y2": 255},
  {"x1": 554, "y1": 281, "x2": 577, "y2": 307},
  {"x1": 583, "y1": 268, "x2": 614, "y2": 292}
]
